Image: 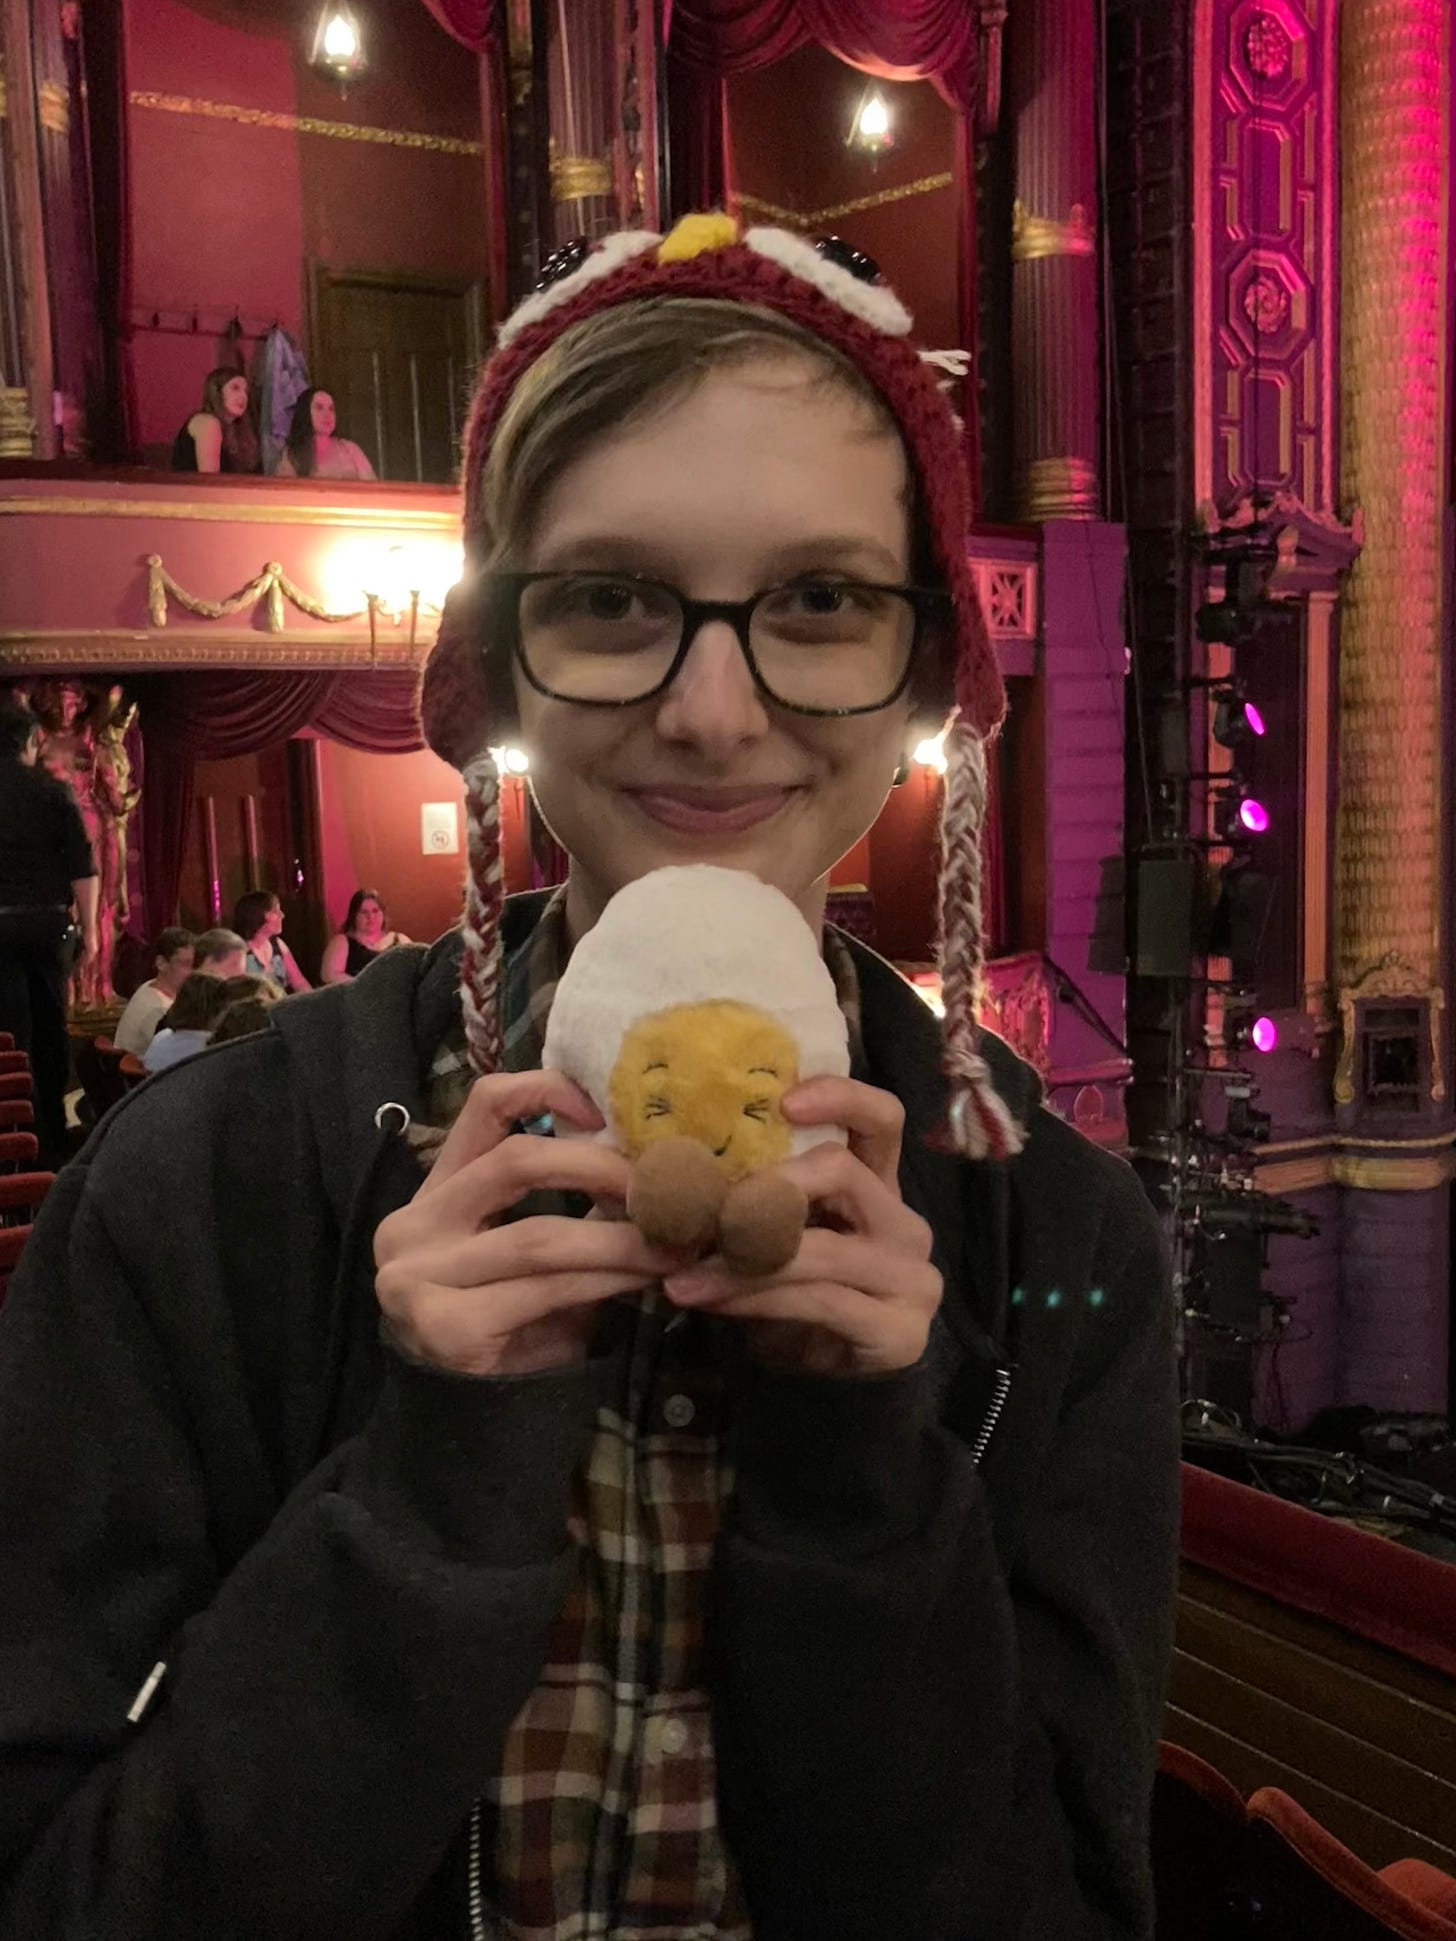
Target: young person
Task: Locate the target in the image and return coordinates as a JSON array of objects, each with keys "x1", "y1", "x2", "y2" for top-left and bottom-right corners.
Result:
[
  {"x1": 140, "y1": 971, "x2": 266, "y2": 1074},
  {"x1": 0, "y1": 217, "x2": 1179, "y2": 1938},
  {"x1": 233, "y1": 888, "x2": 312, "y2": 993},
  {"x1": 112, "y1": 927, "x2": 196, "y2": 1054},
  {"x1": 273, "y1": 387, "x2": 376, "y2": 481},
  {"x1": 320, "y1": 887, "x2": 411, "y2": 984},
  {"x1": 169, "y1": 368, "x2": 261, "y2": 476}
]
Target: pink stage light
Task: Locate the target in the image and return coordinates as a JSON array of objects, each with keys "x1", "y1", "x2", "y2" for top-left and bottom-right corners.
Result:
[
  {"x1": 1244, "y1": 701, "x2": 1266, "y2": 737},
  {"x1": 1238, "y1": 797, "x2": 1270, "y2": 833},
  {"x1": 1251, "y1": 1016, "x2": 1278, "y2": 1054}
]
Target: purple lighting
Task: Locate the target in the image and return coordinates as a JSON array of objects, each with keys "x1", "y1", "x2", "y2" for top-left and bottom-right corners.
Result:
[
  {"x1": 1251, "y1": 1016, "x2": 1278, "y2": 1054},
  {"x1": 1244, "y1": 700, "x2": 1266, "y2": 737},
  {"x1": 1238, "y1": 797, "x2": 1270, "y2": 833}
]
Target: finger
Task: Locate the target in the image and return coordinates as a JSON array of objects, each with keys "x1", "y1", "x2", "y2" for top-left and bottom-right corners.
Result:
[
  {"x1": 383, "y1": 1212, "x2": 683, "y2": 1293},
  {"x1": 422, "y1": 1069, "x2": 604, "y2": 1192},
  {"x1": 382, "y1": 1269, "x2": 656, "y2": 1363},
  {"x1": 411, "y1": 1132, "x2": 636, "y2": 1235},
  {"x1": 780, "y1": 1076, "x2": 905, "y2": 1187},
  {"x1": 666, "y1": 1279, "x2": 930, "y2": 1369},
  {"x1": 667, "y1": 1231, "x2": 941, "y2": 1311},
  {"x1": 770, "y1": 1143, "x2": 931, "y2": 1254}
]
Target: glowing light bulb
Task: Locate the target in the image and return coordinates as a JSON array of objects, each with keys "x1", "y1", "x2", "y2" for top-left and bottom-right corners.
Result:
[
  {"x1": 1251, "y1": 1016, "x2": 1278, "y2": 1054},
  {"x1": 322, "y1": 11, "x2": 357, "y2": 58},
  {"x1": 1238, "y1": 797, "x2": 1269, "y2": 834},
  {"x1": 912, "y1": 732, "x2": 948, "y2": 775},
  {"x1": 857, "y1": 93, "x2": 890, "y2": 142},
  {"x1": 1244, "y1": 700, "x2": 1266, "y2": 737},
  {"x1": 501, "y1": 746, "x2": 530, "y2": 776}
]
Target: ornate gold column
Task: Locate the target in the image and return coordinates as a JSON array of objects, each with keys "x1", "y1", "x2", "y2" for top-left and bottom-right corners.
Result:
[
  {"x1": 1008, "y1": 0, "x2": 1100, "y2": 520},
  {"x1": 1334, "y1": 0, "x2": 1449, "y2": 1001},
  {"x1": 0, "y1": 0, "x2": 53, "y2": 456}
]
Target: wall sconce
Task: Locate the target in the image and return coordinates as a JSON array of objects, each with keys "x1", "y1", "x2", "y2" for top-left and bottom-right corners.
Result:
[
  {"x1": 848, "y1": 88, "x2": 894, "y2": 158},
  {"x1": 309, "y1": 3, "x2": 366, "y2": 90}
]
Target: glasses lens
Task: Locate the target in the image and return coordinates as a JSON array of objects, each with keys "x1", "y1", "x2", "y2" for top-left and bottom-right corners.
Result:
[
  {"x1": 750, "y1": 581, "x2": 916, "y2": 712},
  {"x1": 518, "y1": 574, "x2": 683, "y2": 702}
]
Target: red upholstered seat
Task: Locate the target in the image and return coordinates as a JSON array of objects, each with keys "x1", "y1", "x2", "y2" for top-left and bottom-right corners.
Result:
[
  {"x1": 0, "y1": 1099, "x2": 34, "y2": 1132},
  {"x1": 1153, "y1": 1749, "x2": 1456, "y2": 1941},
  {"x1": 0, "y1": 1131, "x2": 38, "y2": 1170},
  {"x1": 0, "y1": 1032, "x2": 13, "y2": 1050},
  {"x1": 0, "y1": 1072, "x2": 33, "y2": 1102},
  {"x1": 0, "y1": 1050, "x2": 30, "y2": 1075},
  {"x1": 0, "y1": 1171, "x2": 54, "y2": 1221}
]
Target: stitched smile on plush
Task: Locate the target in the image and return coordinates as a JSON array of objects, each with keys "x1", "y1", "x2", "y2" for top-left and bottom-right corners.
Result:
[{"x1": 608, "y1": 1002, "x2": 799, "y2": 1181}]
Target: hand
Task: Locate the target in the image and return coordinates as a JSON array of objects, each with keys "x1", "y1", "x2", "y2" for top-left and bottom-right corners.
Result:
[
  {"x1": 373, "y1": 1070, "x2": 681, "y2": 1377},
  {"x1": 663, "y1": 1077, "x2": 942, "y2": 1376},
  {"x1": 80, "y1": 927, "x2": 99, "y2": 966}
]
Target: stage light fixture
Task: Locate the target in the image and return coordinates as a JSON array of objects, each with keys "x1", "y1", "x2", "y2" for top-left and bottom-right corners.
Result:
[
  {"x1": 1237, "y1": 796, "x2": 1269, "y2": 835},
  {"x1": 309, "y1": 3, "x2": 366, "y2": 88},
  {"x1": 1251, "y1": 1016, "x2": 1278, "y2": 1054},
  {"x1": 1212, "y1": 689, "x2": 1265, "y2": 749}
]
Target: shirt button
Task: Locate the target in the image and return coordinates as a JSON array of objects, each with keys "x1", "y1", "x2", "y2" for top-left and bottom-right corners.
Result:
[
  {"x1": 659, "y1": 1718, "x2": 689, "y2": 1756},
  {"x1": 663, "y1": 1393, "x2": 696, "y2": 1429}
]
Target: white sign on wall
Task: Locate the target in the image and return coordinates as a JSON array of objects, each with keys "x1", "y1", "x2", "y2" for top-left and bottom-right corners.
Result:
[{"x1": 421, "y1": 801, "x2": 460, "y2": 855}]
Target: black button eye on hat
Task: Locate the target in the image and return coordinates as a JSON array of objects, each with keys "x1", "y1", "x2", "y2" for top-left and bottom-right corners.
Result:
[
  {"x1": 814, "y1": 236, "x2": 883, "y2": 284},
  {"x1": 535, "y1": 238, "x2": 592, "y2": 293}
]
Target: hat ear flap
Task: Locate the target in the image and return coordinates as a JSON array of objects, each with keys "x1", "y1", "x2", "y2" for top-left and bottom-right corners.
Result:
[
  {"x1": 419, "y1": 583, "x2": 493, "y2": 770},
  {"x1": 937, "y1": 717, "x2": 1024, "y2": 1161}
]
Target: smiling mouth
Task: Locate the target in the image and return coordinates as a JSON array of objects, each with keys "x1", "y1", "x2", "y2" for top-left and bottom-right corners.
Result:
[{"x1": 624, "y1": 786, "x2": 803, "y2": 836}]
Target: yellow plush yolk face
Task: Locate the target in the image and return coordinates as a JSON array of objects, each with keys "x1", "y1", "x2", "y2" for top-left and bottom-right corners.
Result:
[{"x1": 608, "y1": 1001, "x2": 800, "y2": 1180}]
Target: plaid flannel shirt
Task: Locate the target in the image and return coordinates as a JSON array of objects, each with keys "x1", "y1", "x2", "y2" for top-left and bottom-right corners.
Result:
[{"x1": 424, "y1": 893, "x2": 862, "y2": 1940}]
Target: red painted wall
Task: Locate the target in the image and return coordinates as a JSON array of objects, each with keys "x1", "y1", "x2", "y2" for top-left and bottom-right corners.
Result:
[
  {"x1": 314, "y1": 739, "x2": 471, "y2": 947},
  {"x1": 124, "y1": 0, "x2": 488, "y2": 455}
]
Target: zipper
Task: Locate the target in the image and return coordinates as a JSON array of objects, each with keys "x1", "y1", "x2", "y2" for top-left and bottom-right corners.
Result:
[
  {"x1": 469, "y1": 1799, "x2": 487, "y2": 1941},
  {"x1": 968, "y1": 1365, "x2": 1012, "y2": 1470}
]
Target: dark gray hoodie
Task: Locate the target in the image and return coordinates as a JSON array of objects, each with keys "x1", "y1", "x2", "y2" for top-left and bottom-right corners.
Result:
[{"x1": 0, "y1": 903, "x2": 1179, "y2": 1939}]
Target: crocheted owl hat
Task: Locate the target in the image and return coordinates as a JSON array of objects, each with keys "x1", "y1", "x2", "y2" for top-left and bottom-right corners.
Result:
[{"x1": 419, "y1": 211, "x2": 1023, "y2": 1161}]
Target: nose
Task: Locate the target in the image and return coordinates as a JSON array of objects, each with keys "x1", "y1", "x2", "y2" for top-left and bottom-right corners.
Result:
[{"x1": 653, "y1": 617, "x2": 769, "y2": 758}]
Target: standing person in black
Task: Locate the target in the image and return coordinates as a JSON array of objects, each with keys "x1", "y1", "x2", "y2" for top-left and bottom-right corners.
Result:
[{"x1": 0, "y1": 697, "x2": 98, "y2": 1166}]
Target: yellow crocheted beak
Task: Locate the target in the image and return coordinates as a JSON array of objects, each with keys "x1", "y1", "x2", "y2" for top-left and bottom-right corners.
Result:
[{"x1": 656, "y1": 212, "x2": 741, "y2": 264}]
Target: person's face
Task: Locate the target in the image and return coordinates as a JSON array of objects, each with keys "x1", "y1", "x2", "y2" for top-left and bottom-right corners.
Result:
[
  {"x1": 355, "y1": 897, "x2": 384, "y2": 936},
  {"x1": 221, "y1": 376, "x2": 249, "y2": 420},
  {"x1": 157, "y1": 946, "x2": 195, "y2": 994},
  {"x1": 310, "y1": 391, "x2": 337, "y2": 437},
  {"x1": 511, "y1": 361, "x2": 923, "y2": 938},
  {"x1": 204, "y1": 947, "x2": 248, "y2": 978},
  {"x1": 265, "y1": 899, "x2": 284, "y2": 936}
]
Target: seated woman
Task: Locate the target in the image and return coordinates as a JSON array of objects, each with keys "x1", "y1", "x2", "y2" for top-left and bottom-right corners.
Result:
[
  {"x1": 273, "y1": 388, "x2": 375, "y2": 481},
  {"x1": 319, "y1": 888, "x2": 411, "y2": 985},
  {"x1": 142, "y1": 972, "x2": 265, "y2": 1073},
  {"x1": 232, "y1": 889, "x2": 312, "y2": 994},
  {"x1": 170, "y1": 368, "x2": 262, "y2": 475}
]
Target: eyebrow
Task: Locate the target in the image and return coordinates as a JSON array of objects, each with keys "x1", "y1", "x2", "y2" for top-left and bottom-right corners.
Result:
[{"x1": 532, "y1": 533, "x2": 910, "y2": 581}]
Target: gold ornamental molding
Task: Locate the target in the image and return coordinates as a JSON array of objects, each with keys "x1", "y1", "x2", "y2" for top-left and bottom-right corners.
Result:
[
  {"x1": 36, "y1": 78, "x2": 67, "y2": 135},
  {"x1": 1011, "y1": 199, "x2": 1096, "y2": 261},
  {"x1": 733, "y1": 173, "x2": 954, "y2": 234},
  {"x1": 1018, "y1": 455, "x2": 1099, "y2": 521},
  {"x1": 1256, "y1": 1128, "x2": 1456, "y2": 1195},
  {"x1": 549, "y1": 149, "x2": 612, "y2": 201},
  {"x1": 0, "y1": 57, "x2": 9, "y2": 119},
  {"x1": 128, "y1": 91, "x2": 482, "y2": 157},
  {"x1": 1333, "y1": 951, "x2": 1445, "y2": 1107},
  {"x1": 0, "y1": 629, "x2": 423, "y2": 671},
  {"x1": 1332, "y1": 1151, "x2": 1456, "y2": 1192},
  {"x1": 147, "y1": 556, "x2": 364, "y2": 631},
  {"x1": 0, "y1": 493, "x2": 458, "y2": 532}
]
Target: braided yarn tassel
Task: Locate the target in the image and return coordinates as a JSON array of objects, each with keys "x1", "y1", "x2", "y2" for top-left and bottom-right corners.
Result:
[
  {"x1": 460, "y1": 750, "x2": 506, "y2": 1077},
  {"x1": 937, "y1": 715, "x2": 1025, "y2": 1161}
]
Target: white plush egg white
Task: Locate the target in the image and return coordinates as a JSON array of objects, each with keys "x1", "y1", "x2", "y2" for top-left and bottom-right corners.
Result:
[{"x1": 541, "y1": 865, "x2": 850, "y2": 1155}]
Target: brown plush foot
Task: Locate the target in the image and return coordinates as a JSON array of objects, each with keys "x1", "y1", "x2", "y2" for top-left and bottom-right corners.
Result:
[
  {"x1": 627, "y1": 1137, "x2": 729, "y2": 1256},
  {"x1": 719, "y1": 1172, "x2": 809, "y2": 1276}
]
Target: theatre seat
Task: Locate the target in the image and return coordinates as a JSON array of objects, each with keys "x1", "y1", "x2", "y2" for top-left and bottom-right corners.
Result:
[
  {"x1": 0, "y1": 1099, "x2": 34, "y2": 1132},
  {"x1": 0, "y1": 1071, "x2": 33, "y2": 1102},
  {"x1": 0, "y1": 1169, "x2": 53, "y2": 1311},
  {"x1": 0, "y1": 1131, "x2": 38, "y2": 1170},
  {"x1": 0, "y1": 1050, "x2": 30, "y2": 1074},
  {"x1": 1153, "y1": 1745, "x2": 1456, "y2": 1941}
]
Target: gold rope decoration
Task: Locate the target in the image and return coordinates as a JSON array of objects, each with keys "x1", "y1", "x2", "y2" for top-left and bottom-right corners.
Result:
[
  {"x1": 129, "y1": 91, "x2": 482, "y2": 157},
  {"x1": 147, "y1": 556, "x2": 367, "y2": 632},
  {"x1": 732, "y1": 172, "x2": 954, "y2": 233}
]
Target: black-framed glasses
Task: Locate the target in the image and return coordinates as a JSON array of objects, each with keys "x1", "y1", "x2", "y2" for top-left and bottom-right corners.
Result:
[{"x1": 482, "y1": 570, "x2": 950, "y2": 718}]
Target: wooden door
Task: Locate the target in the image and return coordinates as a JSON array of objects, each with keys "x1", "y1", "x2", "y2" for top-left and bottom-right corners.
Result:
[
  {"x1": 181, "y1": 742, "x2": 326, "y2": 980},
  {"x1": 310, "y1": 267, "x2": 483, "y2": 482}
]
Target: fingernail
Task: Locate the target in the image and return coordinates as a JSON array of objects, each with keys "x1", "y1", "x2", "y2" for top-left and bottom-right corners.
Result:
[{"x1": 665, "y1": 1272, "x2": 707, "y2": 1302}]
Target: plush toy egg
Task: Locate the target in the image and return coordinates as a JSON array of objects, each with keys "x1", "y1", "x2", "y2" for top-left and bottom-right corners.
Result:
[{"x1": 542, "y1": 866, "x2": 850, "y2": 1272}]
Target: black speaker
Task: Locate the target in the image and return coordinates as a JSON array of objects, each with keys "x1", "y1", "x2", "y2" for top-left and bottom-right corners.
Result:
[{"x1": 1135, "y1": 856, "x2": 1198, "y2": 979}]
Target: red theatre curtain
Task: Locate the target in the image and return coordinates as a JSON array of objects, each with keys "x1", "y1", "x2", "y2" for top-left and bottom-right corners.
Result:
[
  {"x1": 419, "y1": 0, "x2": 511, "y2": 320},
  {"x1": 664, "y1": 0, "x2": 976, "y2": 106},
  {"x1": 134, "y1": 672, "x2": 424, "y2": 938},
  {"x1": 418, "y1": 0, "x2": 496, "y2": 48}
]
